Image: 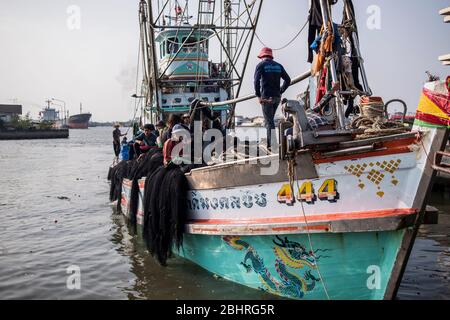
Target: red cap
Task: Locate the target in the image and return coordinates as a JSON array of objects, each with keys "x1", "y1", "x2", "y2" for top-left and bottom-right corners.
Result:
[{"x1": 258, "y1": 47, "x2": 273, "y2": 59}]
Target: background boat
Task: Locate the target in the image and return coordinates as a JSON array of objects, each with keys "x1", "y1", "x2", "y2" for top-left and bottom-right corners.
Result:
[
  {"x1": 67, "y1": 103, "x2": 92, "y2": 129},
  {"x1": 67, "y1": 113, "x2": 92, "y2": 129}
]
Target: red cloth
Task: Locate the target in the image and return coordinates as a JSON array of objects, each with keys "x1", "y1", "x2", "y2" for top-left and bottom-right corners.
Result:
[
  {"x1": 315, "y1": 68, "x2": 328, "y2": 105},
  {"x1": 163, "y1": 140, "x2": 183, "y2": 165}
]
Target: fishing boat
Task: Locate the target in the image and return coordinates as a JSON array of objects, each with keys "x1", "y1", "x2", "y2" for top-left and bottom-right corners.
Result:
[{"x1": 115, "y1": 0, "x2": 450, "y2": 300}]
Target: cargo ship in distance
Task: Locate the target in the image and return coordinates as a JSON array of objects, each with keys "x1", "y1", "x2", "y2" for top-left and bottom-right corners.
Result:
[{"x1": 67, "y1": 103, "x2": 91, "y2": 129}]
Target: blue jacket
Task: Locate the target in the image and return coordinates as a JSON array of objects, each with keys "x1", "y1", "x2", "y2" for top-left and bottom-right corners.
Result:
[
  {"x1": 254, "y1": 59, "x2": 291, "y2": 99},
  {"x1": 136, "y1": 132, "x2": 157, "y2": 147}
]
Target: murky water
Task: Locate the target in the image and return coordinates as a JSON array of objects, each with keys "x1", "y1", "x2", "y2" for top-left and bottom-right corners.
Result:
[{"x1": 0, "y1": 127, "x2": 448, "y2": 300}]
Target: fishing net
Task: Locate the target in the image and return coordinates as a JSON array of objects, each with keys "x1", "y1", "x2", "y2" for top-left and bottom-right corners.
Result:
[
  {"x1": 109, "y1": 149, "x2": 189, "y2": 266},
  {"x1": 127, "y1": 149, "x2": 164, "y2": 228},
  {"x1": 142, "y1": 165, "x2": 189, "y2": 266}
]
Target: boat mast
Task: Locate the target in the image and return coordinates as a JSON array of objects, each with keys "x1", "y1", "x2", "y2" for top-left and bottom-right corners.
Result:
[
  {"x1": 318, "y1": 0, "x2": 347, "y2": 129},
  {"x1": 147, "y1": 1, "x2": 161, "y2": 123},
  {"x1": 141, "y1": 0, "x2": 263, "y2": 124},
  {"x1": 342, "y1": 0, "x2": 372, "y2": 96},
  {"x1": 140, "y1": 0, "x2": 161, "y2": 124}
]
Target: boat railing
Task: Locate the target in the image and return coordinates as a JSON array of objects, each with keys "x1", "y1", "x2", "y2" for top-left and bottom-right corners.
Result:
[
  {"x1": 433, "y1": 151, "x2": 450, "y2": 175},
  {"x1": 204, "y1": 70, "x2": 312, "y2": 108}
]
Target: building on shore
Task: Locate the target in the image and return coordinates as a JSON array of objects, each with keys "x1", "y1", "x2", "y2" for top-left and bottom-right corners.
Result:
[{"x1": 0, "y1": 105, "x2": 22, "y2": 123}]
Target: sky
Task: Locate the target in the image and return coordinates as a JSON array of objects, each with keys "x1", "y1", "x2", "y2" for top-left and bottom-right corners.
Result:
[{"x1": 0, "y1": 0, "x2": 448, "y2": 122}]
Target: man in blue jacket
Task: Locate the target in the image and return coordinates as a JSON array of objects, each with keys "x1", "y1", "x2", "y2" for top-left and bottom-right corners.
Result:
[{"x1": 254, "y1": 47, "x2": 291, "y2": 150}]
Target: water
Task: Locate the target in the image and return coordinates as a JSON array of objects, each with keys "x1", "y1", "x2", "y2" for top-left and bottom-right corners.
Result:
[{"x1": 0, "y1": 127, "x2": 448, "y2": 300}]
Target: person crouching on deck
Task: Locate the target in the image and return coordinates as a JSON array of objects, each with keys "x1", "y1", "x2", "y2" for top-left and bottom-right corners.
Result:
[
  {"x1": 163, "y1": 124, "x2": 188, "y2": 167},
  {"x1": 120, "y1": 137, "x2": 130, "y2": 161},
  {"x1": 254, "y1": 47, "x2": 291, "y2": 150},
  {"x1": 135, "y1": 124, "x2": 158, "y2": 158}
]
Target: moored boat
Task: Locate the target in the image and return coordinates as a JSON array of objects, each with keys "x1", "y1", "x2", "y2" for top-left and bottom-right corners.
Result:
[
  {"x1": 113, "y1": 0, "x2": 450, "y2": 300},
  {"x1": 120, "y1": 84, "x2": 448, "y2": 299}
]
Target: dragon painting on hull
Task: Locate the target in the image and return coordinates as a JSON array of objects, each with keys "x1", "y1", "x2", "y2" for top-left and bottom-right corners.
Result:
[{"x1": 223, "y1": 236, "x2": 330, "y2": 299}]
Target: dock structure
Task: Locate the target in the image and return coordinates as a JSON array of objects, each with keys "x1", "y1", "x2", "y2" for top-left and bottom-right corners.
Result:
[{"x1": 439, "y1": 7, "x2": 450, "y2": 66}]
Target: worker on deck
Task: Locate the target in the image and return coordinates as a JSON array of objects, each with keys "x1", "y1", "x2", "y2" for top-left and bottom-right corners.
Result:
[
  {"x1": 135, "y1": 124, "x2": 158, "y2": 157},
  {"x1": 120, "y1": 137, "x2": 130, "y2": 161},
  {"x1": 254, "y1": 47, "x2": 291, "y2": 150},
  {"x1": 182, "y1": 113, "x2": 191, "y2": 127},
  {"x1": 161, "y1": 114, "x2": 180, "y2": 145},
  {"x1": 113, "y1": 123, "x2": 126, "y2": 161},
  {"x1": 163, "y1": 124, "x2": 187, "y2": 167}
]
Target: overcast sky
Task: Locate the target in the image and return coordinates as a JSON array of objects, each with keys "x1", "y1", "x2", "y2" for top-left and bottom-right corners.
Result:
[{"x1": 0, "y1": 0, "x2": 448, "y2": 122}]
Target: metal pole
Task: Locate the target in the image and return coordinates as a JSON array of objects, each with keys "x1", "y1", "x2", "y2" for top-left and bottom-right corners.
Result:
[
  {"x1": 147, "y1": 0, "x2": 161, "y2": 123},
  {"x1": 344, "y1": 1, "x2": 372, "y2": 96},
  {"x1": 319, "y1": 0, "x2": 346, "y2": 129},
  {"x1": 52, "y1": 98, "x2": 66, "y2": 125},
  {"x1": 206, "y1": 70, "x2": 311, "y2": 107},
  {"x1": 226, "y1": 0, "x2": 264, "y2": 128}
]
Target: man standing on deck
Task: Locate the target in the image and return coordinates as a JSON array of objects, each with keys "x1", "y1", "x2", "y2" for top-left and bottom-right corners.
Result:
[
  {"x1": 113, "y1": 123, "x2": 126, "y2": 160},
  {"x1": 254, "y1": 47, "x2": 291, "y2": 150}
]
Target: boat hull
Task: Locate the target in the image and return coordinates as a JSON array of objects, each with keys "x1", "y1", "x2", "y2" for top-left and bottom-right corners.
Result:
[
  {"x1": 178, "y1": 231, "x2": 405, "y2": 300},
  {"x1": 67, "y1": 113, "x2": 92, "y2": 129},
  {"x1": 120, "y1": 184, "x2": 407, "y2": 300}
]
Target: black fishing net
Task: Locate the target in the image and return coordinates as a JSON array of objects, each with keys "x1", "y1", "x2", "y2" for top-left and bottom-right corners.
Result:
[
  {"x1": 143, "y1": 165, "x2": 189, "y2": 266},
  {"x1": 109, "y1": 160, "x2": 132, "y2": 211},
  {"x1": 128, "y1": 149, "x2": 164, "y2": 228},
  {"x1": 109, "y1": 149, "x2": 189, "y2": 266}
]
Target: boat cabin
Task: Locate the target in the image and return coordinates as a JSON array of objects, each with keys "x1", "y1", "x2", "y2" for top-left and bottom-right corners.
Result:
[
  {"x1": 156, "y1": 29, "x2": 213, "y2": 80},
  {"x1": 155, "y1": 28, "x2": 230, "y2": 116}
]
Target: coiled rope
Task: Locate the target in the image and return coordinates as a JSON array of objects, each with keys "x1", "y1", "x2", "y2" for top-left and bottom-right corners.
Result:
[{"x1": 351, "y1": 101, "x2": 410, "y2": 140}]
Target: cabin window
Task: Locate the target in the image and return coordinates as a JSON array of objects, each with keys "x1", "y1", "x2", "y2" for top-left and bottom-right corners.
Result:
[
  {"x1": 161, "y1": 42, "x2": 167, "y2": 56},
  {"x1": 166, "y1": 38, "x2": 179, "y2": 54},
  {"x1": 199, "y1": 40, "x2": 208, "y2": 54},
  {"x1": 174, "y1": 98, "x2": 182, "y2": 104},
  {"x1": 181, "y1": 37, "x2": 198, "y2": 53}
]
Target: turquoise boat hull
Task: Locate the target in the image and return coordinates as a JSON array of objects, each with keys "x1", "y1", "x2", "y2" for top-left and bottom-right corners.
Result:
[{"x1": 177, "y1": 230, "x2": 406, "y2": 300}]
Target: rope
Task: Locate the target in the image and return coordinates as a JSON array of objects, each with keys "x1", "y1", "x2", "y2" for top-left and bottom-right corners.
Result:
[
  {"x1": 351, "y1": 101, "x2": 410, "y2": 140},
  {"x1": 298, "y1": 194, "x2": 331, "y2": 300},
  {"x1": 255, "y1": 15, "x2": 309, "y2": 51},
  {"x1": 287, "y1": 157, "x2": 331, "y2": 300},
  {"x1": 124, "y1": 32, "x2": 145, "y2": 136}
]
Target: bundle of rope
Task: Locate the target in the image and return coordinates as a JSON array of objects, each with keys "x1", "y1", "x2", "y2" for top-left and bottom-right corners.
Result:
[{"x1": 351, "y1": 96, "x2": 410, "y2": 140}]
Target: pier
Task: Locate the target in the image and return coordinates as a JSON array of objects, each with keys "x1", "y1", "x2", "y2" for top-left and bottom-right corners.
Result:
[{"x1": 0, "y1": 129, "x2": 69, "y2": 140}]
